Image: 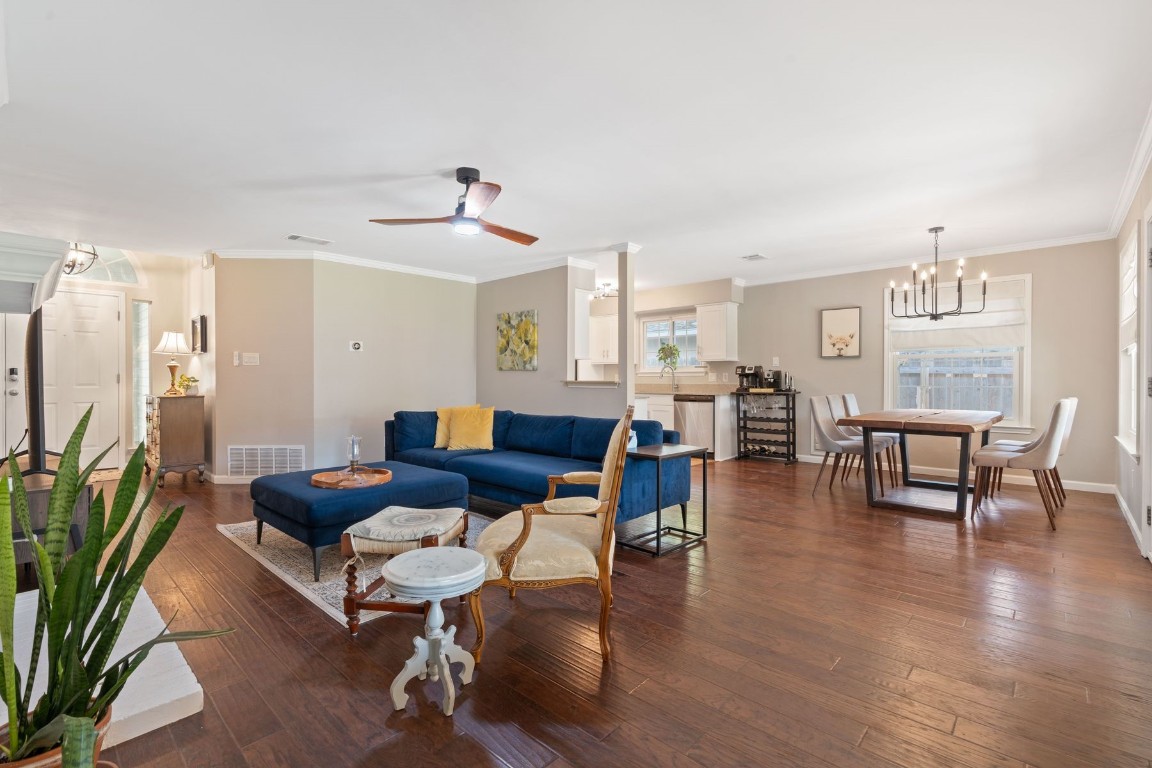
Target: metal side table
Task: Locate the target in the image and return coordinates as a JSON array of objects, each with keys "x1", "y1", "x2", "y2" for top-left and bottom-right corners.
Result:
[{"x1": 619, "y1": 443, "x2": 708, "y2": 557}]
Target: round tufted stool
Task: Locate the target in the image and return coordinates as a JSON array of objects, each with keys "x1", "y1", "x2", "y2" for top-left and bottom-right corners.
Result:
[
  {"x1": 340, "y1": 506, "x2": 468, "y2": 637},
  {"x1": 383, "y1": 547, "x2": 486, "y2": 716}
]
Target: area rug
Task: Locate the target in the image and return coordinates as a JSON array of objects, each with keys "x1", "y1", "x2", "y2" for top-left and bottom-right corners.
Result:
[{"x1": 216, "y1": 513, "x2": 493, "y2": 627}]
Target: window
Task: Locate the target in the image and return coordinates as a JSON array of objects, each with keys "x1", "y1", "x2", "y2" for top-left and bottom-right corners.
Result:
[
  {"x1": 893, "y1": 348, "x2": 1020, "y2": 417},
  {"x1": 66, "y1": 246, "x2": 140, "y2": 284},
  {"x1": 131, "y1": 300, "x2": 151, "y2": 445},
  {"x1": 884, "y1": 275, "x2": 1031, "y2": 427},
  {"x1": 1118, "y1": 233, "x2": 1139, "y2": 451},
  {"x1": 640, "y1": 314, "x2": 699, "y2": 370}
]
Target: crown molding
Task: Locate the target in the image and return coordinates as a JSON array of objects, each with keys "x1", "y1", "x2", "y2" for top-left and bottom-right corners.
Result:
[
  {"x1": 475, "y1": 255, "x2": 601, "y2": 284},
  {"x1": 212, "y1": 249, "x2": 476, "y2": 283},
  {"x1": 567, "y1": 257, "x2": 599, "y2": 271},
  {"x1": 605, "y1": 242, "x2": 643, "y2": 254},
  {"x1": 1108, "y1": 96, "x2": 1152, "y2": 236},
  {"x1": 740, "y1": 231, "x2": 1115, "y2": 287}
]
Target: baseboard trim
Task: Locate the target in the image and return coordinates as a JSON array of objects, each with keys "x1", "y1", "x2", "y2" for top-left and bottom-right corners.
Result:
[
  {"x1": 1114, "y1": 491, "x2": 1145, "y2": 552},
  {"x1": 796, "y1": 453, "x2": 1115, "y2": 495},
  {"x1": 207, "y1": 473, "x2": 252, "y2": 485}
]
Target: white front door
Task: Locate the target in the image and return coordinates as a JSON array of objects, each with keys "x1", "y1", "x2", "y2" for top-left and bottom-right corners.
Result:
[
  {"x1": 0, "y1": 315, "x2": 29, "y2": 456},
  {"x1": 40, "y1": 289, "x2": 122, "y2": 469}
]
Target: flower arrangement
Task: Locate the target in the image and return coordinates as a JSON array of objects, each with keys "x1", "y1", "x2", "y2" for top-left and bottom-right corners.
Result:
[
  {"x1": 657, "y1": 343, "x2": 680, "y2": 370},
  {"x1": 177, "y1": 374, "x2": 199, "y2": 395}
]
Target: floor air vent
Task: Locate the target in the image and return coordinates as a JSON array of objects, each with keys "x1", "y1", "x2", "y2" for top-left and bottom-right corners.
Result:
[{"x1": 228, "y1": 445, "x2": 305, "y2": 477}]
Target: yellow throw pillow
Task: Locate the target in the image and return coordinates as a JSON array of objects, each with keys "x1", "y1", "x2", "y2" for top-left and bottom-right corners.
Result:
[
  {"x1": 448, "y1": 406, "x2": 495, "y2": 450},
  {"x1": 435, "y1": 404, "x2": 479, "y2": 448}
]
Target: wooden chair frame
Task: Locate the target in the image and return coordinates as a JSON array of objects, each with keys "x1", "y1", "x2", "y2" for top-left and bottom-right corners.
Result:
[
  {"x1": 340, "y1": 517, "x2": 468, "y2": 637},
  {"x1": 469, "y1": 406, "x2": 634, "y2": 662}
]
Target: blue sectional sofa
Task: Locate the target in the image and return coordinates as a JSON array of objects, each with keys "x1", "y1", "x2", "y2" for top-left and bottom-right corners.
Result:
[{"x1": 385, "y1": 410, "x2": 691, "y2": 524}]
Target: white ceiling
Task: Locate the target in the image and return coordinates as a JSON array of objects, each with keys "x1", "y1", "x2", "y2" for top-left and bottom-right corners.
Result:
[{"x1": 2, "y1": 1, "x2": 1152, "y2": 289}]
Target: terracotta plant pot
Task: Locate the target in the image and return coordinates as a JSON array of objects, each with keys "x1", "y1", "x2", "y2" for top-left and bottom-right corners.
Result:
[{"x1": 2, "y1": 707, "x2": 112, "y2": 767}]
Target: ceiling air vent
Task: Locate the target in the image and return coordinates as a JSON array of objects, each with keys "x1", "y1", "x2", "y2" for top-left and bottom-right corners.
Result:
[
  {"x1": 286, "y1": 233, "x2": 333, "y2": 246},
  {"x1": 741, "y1": 253, "x2": 768, "y2": 261}
]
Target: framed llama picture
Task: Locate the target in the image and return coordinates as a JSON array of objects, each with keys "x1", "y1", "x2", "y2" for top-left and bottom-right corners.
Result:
[{"x1": 820, "y1": 306, "x2": 860, "y2": 358}]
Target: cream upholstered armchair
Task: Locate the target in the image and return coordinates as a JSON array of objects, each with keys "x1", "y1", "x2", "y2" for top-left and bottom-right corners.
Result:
[{"x1": 469, "y1": 406, "x2": 634, "y2": 662}]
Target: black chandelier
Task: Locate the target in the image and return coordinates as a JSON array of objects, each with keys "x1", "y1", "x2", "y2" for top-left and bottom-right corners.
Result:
[{"x1": 889, "y1": 226, "x2": 987, "y2": 321}]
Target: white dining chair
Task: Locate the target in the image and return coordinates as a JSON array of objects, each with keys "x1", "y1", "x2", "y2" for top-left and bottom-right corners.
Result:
[
  {"x1": 810, "y1": 396, "x2": 891, "y2": 496},
  {"x1": 988, "y1": 397, "x2": 1077, "y2": 505},
  {"x1": 971, "y1": 398, "x2": 1071, "y2": 529}
]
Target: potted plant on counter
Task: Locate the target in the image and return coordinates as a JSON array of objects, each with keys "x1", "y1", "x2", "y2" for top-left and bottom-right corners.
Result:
[
  {"x1": 0, "y1": 407, "x2": 232, "y2": 766},
  {"x1": 657, "y1": 342, "x2": 680, "y2": 392}
]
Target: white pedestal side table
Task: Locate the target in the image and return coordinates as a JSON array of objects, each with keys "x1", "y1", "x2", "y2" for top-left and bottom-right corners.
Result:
[{"x1": 382, "y1": 546, "x2": 486, "y2": 715}]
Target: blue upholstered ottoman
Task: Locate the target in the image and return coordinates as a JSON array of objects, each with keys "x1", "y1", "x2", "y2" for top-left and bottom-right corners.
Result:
[{"x1": 250, "y1": 461, "x2": 470, "y2": 580}]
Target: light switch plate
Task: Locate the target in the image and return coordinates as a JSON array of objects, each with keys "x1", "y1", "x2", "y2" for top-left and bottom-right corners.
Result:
[
  {"x1": 241, "y1": 352, "x2": 260, "y2": 366},
  {"x1": 708, "y1": 372, "x2": 717, "y2": 382},
  {"x1": 771, "y1": 357, "x2": 780, "y2": 367}
]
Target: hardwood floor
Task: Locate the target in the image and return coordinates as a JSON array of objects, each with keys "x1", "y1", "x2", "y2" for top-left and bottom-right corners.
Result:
[{"x1": 98, "y1": 460, "x2": 1152, "y2": 768}]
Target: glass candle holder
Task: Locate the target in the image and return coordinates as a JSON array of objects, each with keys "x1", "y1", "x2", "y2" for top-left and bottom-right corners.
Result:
[{"x1": 347, "y1": 435, "x2": 362, "y2": 473}]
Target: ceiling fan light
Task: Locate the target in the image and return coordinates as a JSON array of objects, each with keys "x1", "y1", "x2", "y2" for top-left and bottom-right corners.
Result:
[{"x1": 452, "y1": 218, "x2": 481, "y2": 236}]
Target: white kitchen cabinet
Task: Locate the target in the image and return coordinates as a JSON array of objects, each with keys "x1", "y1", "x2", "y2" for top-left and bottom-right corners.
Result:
[
  {"x1": 696, "y1": 302, "x2": 739, "y2": 361},
  {"x1": 588, "y1": 314, "x2": 618, "y2": 363},
  {"x1": 633, "y1": 396, "x2": 649, "y2": 420},
  {"x1": 646, "y1": 394, "x2": 675, "y2": 434}
]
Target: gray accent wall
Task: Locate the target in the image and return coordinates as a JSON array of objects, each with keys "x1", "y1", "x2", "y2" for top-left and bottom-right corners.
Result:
[
  {"x1": 739, "y1": 239, "x2": 1116, "y2": 485},
  {"x1": 476, "y1": 265, "x2": 625, "y2": 418}
]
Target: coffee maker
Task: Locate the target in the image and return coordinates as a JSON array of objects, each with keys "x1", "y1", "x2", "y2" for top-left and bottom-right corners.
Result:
[{"x1": 736, "y1": 365, "x2": 765, "y2": 390}]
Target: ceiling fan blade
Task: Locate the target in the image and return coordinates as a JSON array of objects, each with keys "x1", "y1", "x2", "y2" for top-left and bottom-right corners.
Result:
[
  {"x1": 478, "y1": 219, "x2": 539, "y2": 246},
  {"x1": 463, "y1": 182, "x2": 502, "y2": 218},
  {"x1": 368, "y1": 216, "x2": 453, "y2": 225}
]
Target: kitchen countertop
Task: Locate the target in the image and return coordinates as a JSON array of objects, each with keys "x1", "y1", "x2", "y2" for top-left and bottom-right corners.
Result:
[{"x1": 634, "y1": 383, "x2": 738, "y2": 396}]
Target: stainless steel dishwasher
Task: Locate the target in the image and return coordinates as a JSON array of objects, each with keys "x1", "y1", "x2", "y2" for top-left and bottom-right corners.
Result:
[{"x1": 673, "y1": 394, "x2": 714, "y2": 454}]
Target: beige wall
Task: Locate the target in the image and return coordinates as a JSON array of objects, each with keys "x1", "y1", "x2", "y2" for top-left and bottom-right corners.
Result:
[
  {"x1": 740, "y1": 239, "x2": 1117, "y2": 485},
  {"x1": 211, "y1": 257, "x2": 480, "y2": 472},
  {"x1": 476, "y1": 266, "x2": 624, "y2": 417},
  {"x1": 312, "y1": 261, "x2": 476, "y2": 466},
  {"x1": 213, "y1": 259, "x2": 316, "y2": 471}
]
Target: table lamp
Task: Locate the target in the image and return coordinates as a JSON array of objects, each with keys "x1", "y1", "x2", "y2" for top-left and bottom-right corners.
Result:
[{"x1": 153, "y1": 331, "x2": 192, "y2": 395}]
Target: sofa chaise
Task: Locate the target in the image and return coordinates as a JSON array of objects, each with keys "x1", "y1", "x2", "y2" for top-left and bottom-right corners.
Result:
[{"x1": 385, "y1": 410, "x2": 691, "y2": 524}]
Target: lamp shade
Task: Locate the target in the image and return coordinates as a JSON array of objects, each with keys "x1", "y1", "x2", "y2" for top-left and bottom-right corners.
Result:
[{"x1": 153, "y1": 331, "x2": 191, "y2": 356}]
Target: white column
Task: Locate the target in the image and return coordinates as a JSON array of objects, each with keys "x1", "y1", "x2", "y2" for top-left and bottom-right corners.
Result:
[{"x1": 607, "y1": 242, "x2": 641, "y2": 410}]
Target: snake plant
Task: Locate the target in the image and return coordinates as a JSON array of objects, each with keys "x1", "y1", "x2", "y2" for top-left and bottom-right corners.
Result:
[{"x1": 0, "y1": 407, "x2": 232, "y2": 764}]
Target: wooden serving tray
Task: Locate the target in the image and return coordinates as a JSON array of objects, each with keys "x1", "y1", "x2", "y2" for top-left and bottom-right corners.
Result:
[{"x1": 310, "y1": 467, "x2": 392, "y2": 489}]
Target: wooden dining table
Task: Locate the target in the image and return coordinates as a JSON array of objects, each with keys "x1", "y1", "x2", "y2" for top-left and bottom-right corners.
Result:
[{"x1": 836, "y1": 409, "x2": 1003, "y2": 519}]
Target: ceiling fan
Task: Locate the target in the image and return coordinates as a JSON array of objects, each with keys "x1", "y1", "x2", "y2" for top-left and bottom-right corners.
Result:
[{"x1": 370, "y1": 167, "x2": 538, "y2": 246}]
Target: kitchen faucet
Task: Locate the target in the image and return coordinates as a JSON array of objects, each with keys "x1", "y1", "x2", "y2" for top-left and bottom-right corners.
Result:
[{"x1": 660, "y1": 364, "x2": 678, "y2": 392}]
